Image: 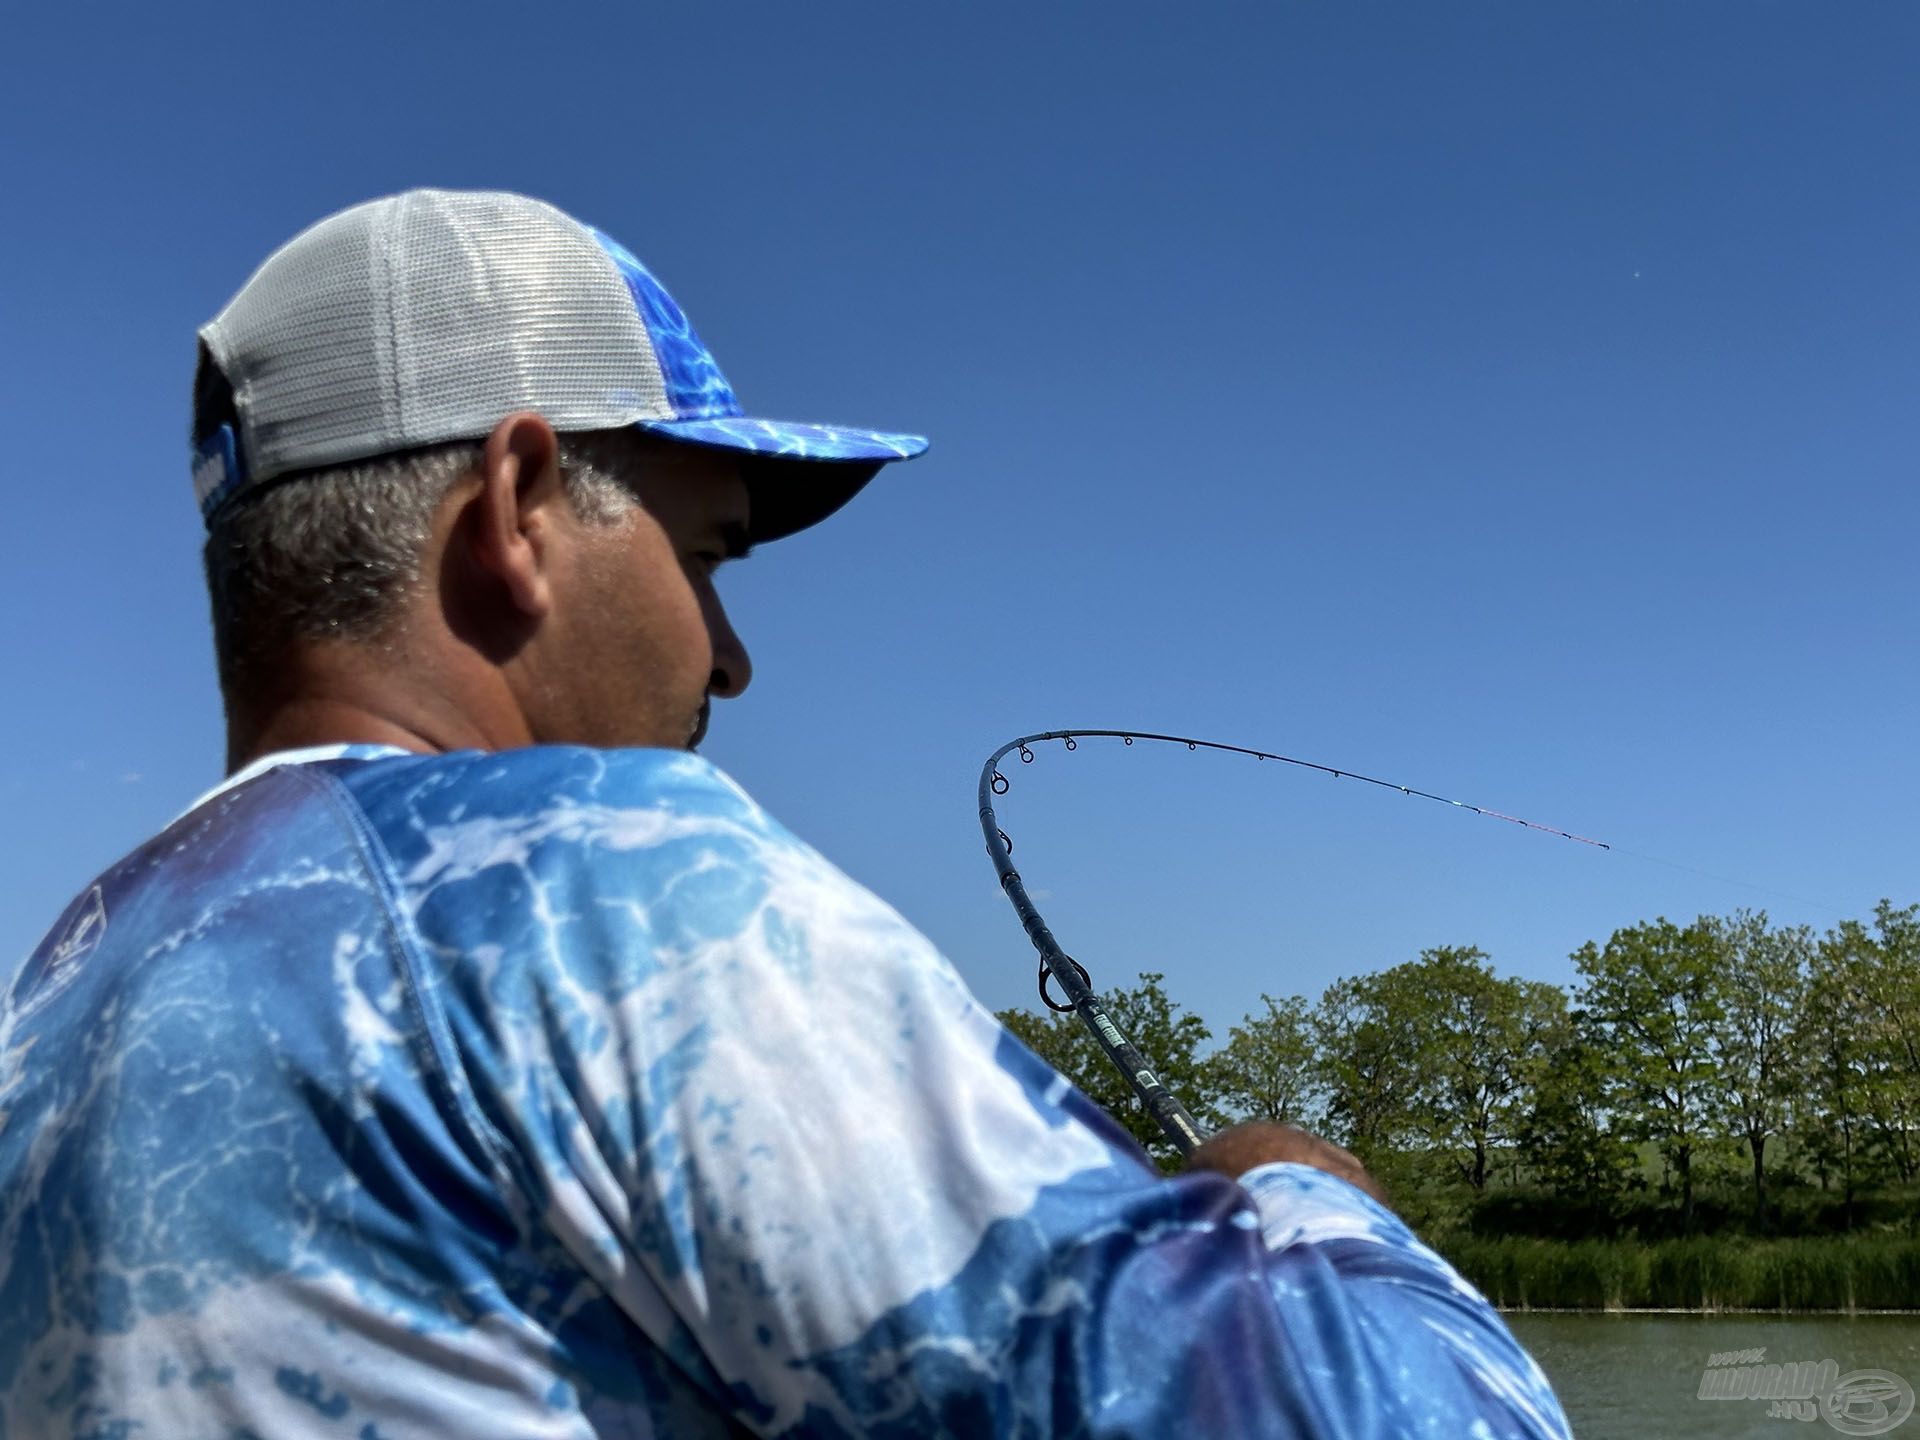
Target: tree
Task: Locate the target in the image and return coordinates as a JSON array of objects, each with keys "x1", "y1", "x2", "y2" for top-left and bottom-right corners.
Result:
[
  {"x1": 1208, "y1": 992, "x2": 1320, "y2": 1128},
  {"x1": 1854, "y1": 901, "x2": 1920, "y2": 1184},
  {"x1": 1707, "y1": 910, "x2": 1808, "y2": 1228},
  {"x1": 1311, "y1": 948, "x2": 1560, "y2": 1193},
  {"x1": 1798, "y1": 903, "x2": 1920, "y2": 1191},
  {"x1": 1312, "y1": 969, "x2": 1427, "y2": 1165},
  {"x1": 1573, "y1": 917, "x2": 1723, "y2": 1231},
  {"x1": 1395, "y1": 947, "x2": 1563, "y2": 1193},
  {"x1": 996, "y1": 971, "x2": 1216, "y2": 1169},
  {"x1": 1518, "y1": 1007, "x2": 1640, "y2": 1222},
  {"x1": 1796, "y1": 932, "x2": 1874, "y2": 1228}
]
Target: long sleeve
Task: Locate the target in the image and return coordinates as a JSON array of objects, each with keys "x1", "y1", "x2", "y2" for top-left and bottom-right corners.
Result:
[{"x1": 354, "y1": 746, "x2": 1571, "y2": 1439}]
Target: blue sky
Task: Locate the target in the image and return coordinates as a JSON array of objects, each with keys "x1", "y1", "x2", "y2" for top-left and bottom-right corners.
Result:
[{"x1": 3, "y1": 3, "x2": 1916, "y2": 1040}]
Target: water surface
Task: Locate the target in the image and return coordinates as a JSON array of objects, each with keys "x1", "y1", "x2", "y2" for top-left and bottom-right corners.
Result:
[{"x1": 1507, "y1": 1313, "x2": 1920, "y2": 1438}]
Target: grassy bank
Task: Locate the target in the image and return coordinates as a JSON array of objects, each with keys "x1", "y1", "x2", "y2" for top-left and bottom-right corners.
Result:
[{"x1": 1441, "y1": 1236, "x2": 1920, "y2": 1312}]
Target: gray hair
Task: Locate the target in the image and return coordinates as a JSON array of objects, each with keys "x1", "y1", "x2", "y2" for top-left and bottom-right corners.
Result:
[{"x1": 202, "y1": 431, "x2": 642, "y2": 699}]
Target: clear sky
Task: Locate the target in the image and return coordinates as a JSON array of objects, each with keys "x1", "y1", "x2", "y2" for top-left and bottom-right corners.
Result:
[{"x1": 3, "y1": 3, "x2": 1915, "y2": 1040}]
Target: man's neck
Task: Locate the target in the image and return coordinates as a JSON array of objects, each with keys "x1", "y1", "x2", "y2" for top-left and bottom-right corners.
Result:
[
  {"x1": 227, "y1": 701, "x2": 444, "y2": 773},
  {"x1": 224, "y1": 634, "x2": 532, "y2": 776},
  {"x1": 226, "y1": 691, "x2": 528, "y2": 774}
]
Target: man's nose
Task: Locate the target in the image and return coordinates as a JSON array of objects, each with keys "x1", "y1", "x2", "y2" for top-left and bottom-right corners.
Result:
[{"x1": 706, "y1": 602, "x2": 752, "y2": 699}]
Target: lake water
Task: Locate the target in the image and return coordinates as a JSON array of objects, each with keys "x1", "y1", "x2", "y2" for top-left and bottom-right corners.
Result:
[{"x1": 1507, "y1": 1314, "x2": 1920, "y2": 1438}]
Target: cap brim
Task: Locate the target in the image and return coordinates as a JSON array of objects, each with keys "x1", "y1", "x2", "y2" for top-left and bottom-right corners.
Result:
[{"x1": 633, "y1": 415, "x2": 928, "y2": 545}]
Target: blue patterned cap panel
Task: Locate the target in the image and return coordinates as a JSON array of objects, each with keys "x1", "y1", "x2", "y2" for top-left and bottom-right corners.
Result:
[
  {"x1": 635, "y1": 415, "x2": 930, "y2": 463},
  {"x1": 589, "y1": 223, "x2": 928, "y2": 465},
  {"x1": 588, "y1": 227, "x2": 742, "y2": 421}
]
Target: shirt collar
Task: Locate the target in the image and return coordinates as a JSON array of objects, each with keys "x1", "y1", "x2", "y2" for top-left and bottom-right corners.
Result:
[{"x1": 177, "y1": 743, "x2": 413, "y2": 821}]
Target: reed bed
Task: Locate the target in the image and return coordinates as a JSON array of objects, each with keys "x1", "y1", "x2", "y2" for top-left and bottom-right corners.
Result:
[{"x1": 1442, "y1": 1235, "x2": 1920, "y2": 1312}]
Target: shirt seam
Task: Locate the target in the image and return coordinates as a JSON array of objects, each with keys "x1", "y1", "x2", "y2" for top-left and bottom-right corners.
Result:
[{"x1": 288, "y1": 763, "x2": 523, "y2": 1197}]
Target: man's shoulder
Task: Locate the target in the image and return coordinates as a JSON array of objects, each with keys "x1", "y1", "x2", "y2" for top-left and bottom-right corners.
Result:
[
  {"x1": 325, "y1": 745, "x2": 785, "y2": 887},
  {"x1": 330, "y1": 745, "x2": 761, "y2": 820}
]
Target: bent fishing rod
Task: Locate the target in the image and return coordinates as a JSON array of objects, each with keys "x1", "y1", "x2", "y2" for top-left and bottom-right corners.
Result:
[{"x1": 977, "y1": 729, "x2": 1608, "y2": 1158}]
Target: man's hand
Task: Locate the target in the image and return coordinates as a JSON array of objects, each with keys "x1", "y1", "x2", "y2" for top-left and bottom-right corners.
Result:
[{"x1": 1185, "y1": 1123, "x2": 1390, "y2": 1207}]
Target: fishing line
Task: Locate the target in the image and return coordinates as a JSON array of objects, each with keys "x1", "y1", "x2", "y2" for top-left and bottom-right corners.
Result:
[{"x1": 1603, "y1": 847, "x2": 1850, "y2": 918}]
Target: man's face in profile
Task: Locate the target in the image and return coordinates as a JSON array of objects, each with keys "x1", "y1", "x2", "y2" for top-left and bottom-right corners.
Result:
[{"x1": 536, "y1": 436, "x2": 755, "y2": 753}]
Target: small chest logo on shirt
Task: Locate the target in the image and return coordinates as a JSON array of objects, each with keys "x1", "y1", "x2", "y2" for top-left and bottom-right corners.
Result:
[
  {"x1": 0, "y1": 887, "x2": 104, "y2": 1127},
  {"x1": 7, "y1": 884, "x2": 109, "y2": 1026},
  {"x1": 48, "y1": 886, "x2": 108, "y2": 972}
]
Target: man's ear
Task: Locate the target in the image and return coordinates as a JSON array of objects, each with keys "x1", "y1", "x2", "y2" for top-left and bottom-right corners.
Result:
[{"x1": 467, "y1": 411, "x2": 567, "y2": 619}]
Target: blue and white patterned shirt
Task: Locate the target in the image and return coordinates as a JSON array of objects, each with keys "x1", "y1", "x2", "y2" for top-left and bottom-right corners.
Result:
[{"x1": 0, "y1": 745, "x2": 1571, "y2": 1439}]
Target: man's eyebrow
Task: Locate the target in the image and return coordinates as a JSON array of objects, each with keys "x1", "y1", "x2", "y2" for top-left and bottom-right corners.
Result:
[{"x1": 718, "y1": 520, "x2": 753, "y2": 561}]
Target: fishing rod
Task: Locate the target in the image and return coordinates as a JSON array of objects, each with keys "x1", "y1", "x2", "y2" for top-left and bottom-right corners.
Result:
[{"x1": 977, "y1": 729, "x2": 1609, "y2": 1159}]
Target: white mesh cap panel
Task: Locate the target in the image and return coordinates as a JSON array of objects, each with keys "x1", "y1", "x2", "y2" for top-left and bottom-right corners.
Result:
[
  {"x1": 202, "y1": 204, "x2": 400, "y2": 481},
  {"x1": 199, "y1": 190, "x2": 671, "y2": 486},
  {"x1": 389, "y1": 191, "x2": 671, "y2": 454}
]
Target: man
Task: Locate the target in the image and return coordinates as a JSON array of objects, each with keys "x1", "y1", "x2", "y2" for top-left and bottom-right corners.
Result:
[{"x1": 0, "y1": 189, "x2": 1571, "y2": 1438}]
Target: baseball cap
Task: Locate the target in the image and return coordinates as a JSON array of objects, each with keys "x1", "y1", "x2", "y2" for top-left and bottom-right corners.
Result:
[{"x1": 192, "y1": 188, "x2": 928, "y2": 543}]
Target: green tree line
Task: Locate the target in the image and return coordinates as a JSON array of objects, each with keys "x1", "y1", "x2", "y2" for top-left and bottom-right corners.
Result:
[{"x1": 998, "y1": 901, "x2": 1920, "y2": 1242}]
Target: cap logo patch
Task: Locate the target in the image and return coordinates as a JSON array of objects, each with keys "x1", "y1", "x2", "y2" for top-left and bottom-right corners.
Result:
[{"x1": 193, "y1": 424, "x2": 247, "y2": 520}]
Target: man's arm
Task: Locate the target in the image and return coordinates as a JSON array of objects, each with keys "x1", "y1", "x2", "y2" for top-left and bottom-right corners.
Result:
[{"x1": 381, "y1": 749, "x2": 1572, "y2": 1438}]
